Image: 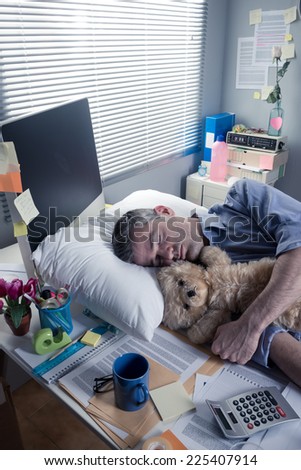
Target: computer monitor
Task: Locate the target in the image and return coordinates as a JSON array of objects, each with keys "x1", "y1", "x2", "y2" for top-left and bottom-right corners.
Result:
[{"x1": 1, "y1": 98, "x2": 103, "y2": 252}]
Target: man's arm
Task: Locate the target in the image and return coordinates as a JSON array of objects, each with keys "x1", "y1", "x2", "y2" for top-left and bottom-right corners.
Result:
[{"x1": 211, "y1": 247, "x2": 301, "y2": 364}]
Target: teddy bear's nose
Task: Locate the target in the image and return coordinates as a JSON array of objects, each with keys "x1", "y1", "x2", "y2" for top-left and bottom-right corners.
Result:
[{"x1": 187, "y1": 289, "x2": 196, "y2": 297}]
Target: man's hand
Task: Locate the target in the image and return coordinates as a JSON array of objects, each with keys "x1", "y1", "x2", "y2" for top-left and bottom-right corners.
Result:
[{"x1": 211, "y1": 319, "x2": 261, "y2": 364}]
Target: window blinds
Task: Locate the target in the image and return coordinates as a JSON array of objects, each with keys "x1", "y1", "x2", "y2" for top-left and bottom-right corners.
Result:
[{"x1": 0, "y1": 0, "x2": 208, "y2": 184}]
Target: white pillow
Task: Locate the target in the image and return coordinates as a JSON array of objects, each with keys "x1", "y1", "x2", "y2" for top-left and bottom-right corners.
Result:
[{"x1": 33, "y1": 190, "x2": 208, "y2": 341}]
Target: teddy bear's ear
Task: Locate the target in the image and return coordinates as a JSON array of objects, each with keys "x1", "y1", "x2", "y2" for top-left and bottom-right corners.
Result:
[{"x1": 157, "y1": 268, "x2": 174, "y2": 296}]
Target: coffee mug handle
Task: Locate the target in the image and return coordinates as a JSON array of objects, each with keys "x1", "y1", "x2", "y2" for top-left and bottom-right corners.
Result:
[{"x1": 136, "y1": 383, "x2": 149, "y2": 405}]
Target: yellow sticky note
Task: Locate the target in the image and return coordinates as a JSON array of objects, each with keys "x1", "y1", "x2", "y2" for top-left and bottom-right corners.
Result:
[
  {"x1": 281, "y1": 44, "x2": 295, "y2": 60},
  {"x1": 13, "y1": 221, "x2": 28, "y2": 237},
  {"x1": 249, "y1": 9, "x2": 262, "y2": 25},
  {"x1": 253, "y1": 91, "x2": 261, "y2": 100},
  {"x1": 80, "y1": 331, "x2": 101, "y2": 347},
  {"x1": 285, "y1": 33, "x2": 293, "y2": 42},
  {"x1": 283, "y1": 6, "x2": 297, "y2": 24}
]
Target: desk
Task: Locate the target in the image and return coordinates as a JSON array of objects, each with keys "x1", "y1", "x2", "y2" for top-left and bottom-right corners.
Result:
[
  {"x1": 2, "y1": 306, "x2": 301, "y2": 450},
  {"x1": 0, "y1": 305, "x2": 119, "y2": 450},
  {"x1": 1, "y1": 256, "x2": 300, "y2": 450}
]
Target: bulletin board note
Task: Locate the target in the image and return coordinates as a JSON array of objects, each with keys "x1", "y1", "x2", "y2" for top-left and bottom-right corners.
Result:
[{"x1": 14, "y1": 189, "x2": 39, "y2": 225}]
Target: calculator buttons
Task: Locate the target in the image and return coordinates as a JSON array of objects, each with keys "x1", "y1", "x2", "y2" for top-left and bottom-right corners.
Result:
[
  {"x1": 264, "y1": 390, "x2": 277, "y2": 405},
  {"x1": 276, "y1": 406, "x2": 286, "y2": 417},
  {"x1": 207, "y1": 386, "x2": 300, "y2": 439}
]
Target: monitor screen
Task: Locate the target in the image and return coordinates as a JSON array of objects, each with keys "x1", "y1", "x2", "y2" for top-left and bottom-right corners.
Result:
[{"x1": 1, "y1": 98, "x2": 102, "y2": 251}]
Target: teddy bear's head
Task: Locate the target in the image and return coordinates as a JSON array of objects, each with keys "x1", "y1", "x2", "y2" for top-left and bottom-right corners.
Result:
[{"x1": 157, "y1": 260, "x2": 209, "y2": 331}]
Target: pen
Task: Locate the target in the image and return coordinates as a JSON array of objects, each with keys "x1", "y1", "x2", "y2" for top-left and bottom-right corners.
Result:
[{"x1": 48, "y1": 332, "x2": 85, "y2": 361}]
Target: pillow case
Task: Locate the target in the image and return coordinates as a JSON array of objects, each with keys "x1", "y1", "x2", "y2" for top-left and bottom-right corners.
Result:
[{"x1": 33, "y1": 189, "x2": 208, "y2": 341}]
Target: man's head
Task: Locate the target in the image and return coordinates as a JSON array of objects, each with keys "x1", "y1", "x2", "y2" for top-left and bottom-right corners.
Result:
[{"x1": 112, "y1": 205, "x2": 205, "y2": 267}]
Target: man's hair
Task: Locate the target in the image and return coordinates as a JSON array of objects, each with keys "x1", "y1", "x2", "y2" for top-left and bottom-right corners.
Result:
[{"x1": 112, "y1": 208, "x2": 161, "y2": 263}]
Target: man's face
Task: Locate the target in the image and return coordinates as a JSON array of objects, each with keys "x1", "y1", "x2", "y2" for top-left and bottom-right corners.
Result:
[{"x1": 131, "y1": 216, "x2": 204, "y2": 267}]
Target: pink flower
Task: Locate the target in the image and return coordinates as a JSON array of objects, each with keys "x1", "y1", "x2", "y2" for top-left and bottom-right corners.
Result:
[
  {"x1": 6, "y1": 279, "x2": 23, "y2": 301},
  {"x1": 23, "y1": 278, "x2": 38, "y2": 298},
  {"x1": 0, "y1": 278, "x2": 7, "y2": 297},
  {"x1": 0, "y1": 299, "x2": 4, "y2": 311}
]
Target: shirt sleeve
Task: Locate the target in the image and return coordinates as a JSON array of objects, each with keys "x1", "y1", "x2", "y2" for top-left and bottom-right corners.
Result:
[{"x1": 209, "y1": 179, "x2": 301, "y2": 257}]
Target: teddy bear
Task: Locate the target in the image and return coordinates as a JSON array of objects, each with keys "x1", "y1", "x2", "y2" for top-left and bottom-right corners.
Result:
[{"x1": 157, "y1": 245, "x2": 301, "y2": 345}]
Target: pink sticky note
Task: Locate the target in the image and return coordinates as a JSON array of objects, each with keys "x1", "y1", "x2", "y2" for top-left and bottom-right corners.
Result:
[{"x1": 259, "y1": 154, "x2": 273, "y2": 170}]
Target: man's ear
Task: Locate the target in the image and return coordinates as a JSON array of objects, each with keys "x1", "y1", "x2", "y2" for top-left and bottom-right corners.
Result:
[{"x1": 154, "y1": 205, "x2": 175, "y2": 216}]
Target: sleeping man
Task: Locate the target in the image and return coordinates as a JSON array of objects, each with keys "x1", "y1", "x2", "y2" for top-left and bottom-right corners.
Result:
[{"x1": 112, "y1": 179, "x2": 301, "y2": 388}]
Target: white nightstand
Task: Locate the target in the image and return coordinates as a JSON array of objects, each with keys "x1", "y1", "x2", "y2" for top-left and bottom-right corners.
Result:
[{"x1": 185, "y1": 174, "x2": 229, "y2": 208}]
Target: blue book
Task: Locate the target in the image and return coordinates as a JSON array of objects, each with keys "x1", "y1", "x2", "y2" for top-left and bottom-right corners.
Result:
[{"x1": 204, "y1": 112, "x2": 235, "y2": 161}]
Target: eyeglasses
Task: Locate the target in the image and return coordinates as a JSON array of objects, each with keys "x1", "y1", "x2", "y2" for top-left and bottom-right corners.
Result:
[{"x1": 93, "y1": 374, "x2": 114, "y2": 393}]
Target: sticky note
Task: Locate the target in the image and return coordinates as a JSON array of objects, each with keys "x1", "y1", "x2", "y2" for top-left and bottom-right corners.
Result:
[
  {"x1": 285, "y1": 33, "x2": 293, "y2": 42},
  {"x1": 281, "y1": 44, "x2": 295, "y2": 60},
  {"x1": 261, "y1": 86, "x2": 274, "y2": 100},
  {"x1": 80, "y1": 331, "x2": 101, "y2": 347},
  {"x1": 249, "y1": 9, "x2": 262, "y2": 25},
  {"x1": 14, "y1": 188, "x2": 39, "y2": 225},
  {"x1": 13, "y1": 221, "x2": 28, "y2": 237},
  {"x1": 253, "y1": 91, "x2": 261, "y2": 100},
  {"x1": 0, "y1": 142, "x2": 23, "y2": 193},
  {"x1": 150, "y1": 381, "x2": 195, "y2": 422},
  {"x1": 283, "y1": 6, "x2": 297, "y2": 24}
]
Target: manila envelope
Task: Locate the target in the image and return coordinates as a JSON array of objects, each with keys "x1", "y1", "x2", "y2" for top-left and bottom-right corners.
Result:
[{"x1": 88, "y1": 355, "x2": 179, "y2": 436}]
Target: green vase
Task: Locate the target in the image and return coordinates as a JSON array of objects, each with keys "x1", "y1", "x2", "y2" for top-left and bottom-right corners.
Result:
[{"x1": 267, "y1": 101, "x2": 284, "y2": 136}]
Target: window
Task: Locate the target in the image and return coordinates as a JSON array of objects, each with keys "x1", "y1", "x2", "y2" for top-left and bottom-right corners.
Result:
[{"x1": 0, "y1": 0, "x2": 208, "y2": 184}]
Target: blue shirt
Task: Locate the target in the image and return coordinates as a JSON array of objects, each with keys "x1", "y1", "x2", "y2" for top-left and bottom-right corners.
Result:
[{"x1": 200, "y1": 179, "x2": 301, "y2": 263}]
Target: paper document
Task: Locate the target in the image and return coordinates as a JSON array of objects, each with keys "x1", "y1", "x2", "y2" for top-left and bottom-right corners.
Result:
[
  {"x1": 253, "y1": 10, "x2": 290, "y2": 66},
  {"x1": 236, "y1": 37, "x2": 267, "y2": 89},
  {"x1": 250, "y1": 382, "x2": 301, "y2": 450},
  {"x1": 59, "y1": 327, "x2": 209, "y2": 408},
  {"x1": 170, "y1": 362, "x2": 288, "y2": 450}
]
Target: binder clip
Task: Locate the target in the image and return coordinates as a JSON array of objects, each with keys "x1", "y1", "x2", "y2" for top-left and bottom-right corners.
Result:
[{"x1": 33, "y1": 327, "x2": 71, "y2": 355}]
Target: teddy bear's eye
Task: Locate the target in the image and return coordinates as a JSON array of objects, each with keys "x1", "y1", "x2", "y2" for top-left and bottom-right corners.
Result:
[
  {"x1": 178, "y1": 279, "x2": 184, "y2": 286},
  {"x1": 184, "y1": 303, "x2": 190, "y2": 310}
]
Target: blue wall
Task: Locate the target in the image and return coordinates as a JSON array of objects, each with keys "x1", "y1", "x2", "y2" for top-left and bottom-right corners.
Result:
[
  {"x1": 221, "y1": 0, "x2": 301, "y2": 200},
  {"x1": 105, "y1": 0, "x2": 301, "y2": 203}
]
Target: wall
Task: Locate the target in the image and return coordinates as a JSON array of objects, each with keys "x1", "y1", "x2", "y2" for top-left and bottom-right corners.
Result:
[
  {"x1": 106, "y1": 0, "x2": 301, "y2": 203},
  {"x1": 222, "y1": 0, "x2": 301, "y2": 200},
  {"x1": 104, "y1": 0, "x2": 229, "y2": 203}
]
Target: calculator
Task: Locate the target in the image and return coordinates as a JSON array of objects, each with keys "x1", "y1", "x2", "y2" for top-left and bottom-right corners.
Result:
[{"x1": 207, "y1": 387, "x2": 300, "y2": 438}]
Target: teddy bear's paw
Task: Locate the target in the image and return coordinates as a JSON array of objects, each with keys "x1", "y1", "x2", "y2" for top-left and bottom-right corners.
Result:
[
  {"x1": 199, "y1": 246, "x2": 231, "y2": 267},
  {"x1": 187, "y1": 323, "x2": 213, "y2": 344}
]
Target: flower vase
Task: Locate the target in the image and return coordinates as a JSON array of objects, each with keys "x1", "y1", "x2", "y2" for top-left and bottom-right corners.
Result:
[
  {"x1": 4, "y1": 308, "x2": 32, "y2": 336},
  {"x1": 267, "y1": 101, "x2": 284, "y2": 136}
]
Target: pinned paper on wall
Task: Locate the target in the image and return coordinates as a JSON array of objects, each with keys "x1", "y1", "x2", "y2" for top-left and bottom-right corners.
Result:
[
  {"x1": 249, "y1": 9, "x2": 262, "y2": 25},
  {"x1": 14, "y1": 188, "x2": 39, "y2": 225},
  {"x1": 0, "y1": 142, "x2": 23, "y2": 193},
  {"x1": 284, "y1": 6, "x2": 297, "y2": 24},
  {"x1": 253, "y1": 10, "x2": 290, "y2": 66},
  {"x1": 261, "y1": 86, "x2": 274, "y2": 100},
  {"x1": 236, "y1": 37, "x2": 268, "y2": 89},
  {"x1": 281, "y1": 44, "x2": 295, "y2": 60}
]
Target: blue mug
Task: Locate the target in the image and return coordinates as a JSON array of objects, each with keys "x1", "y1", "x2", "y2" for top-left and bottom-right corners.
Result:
[{"x1": 113, "y1": 353, "x2": 149, "y2": 411}]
